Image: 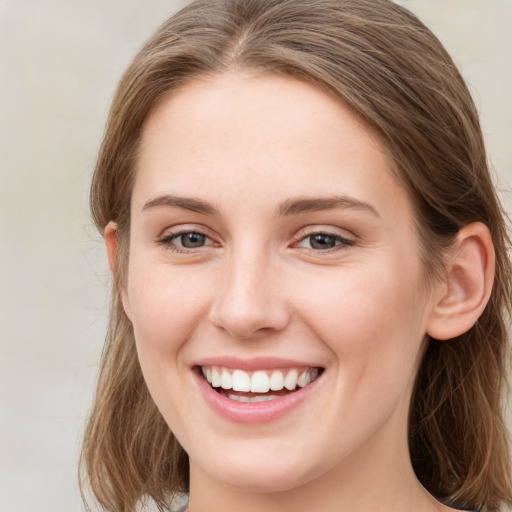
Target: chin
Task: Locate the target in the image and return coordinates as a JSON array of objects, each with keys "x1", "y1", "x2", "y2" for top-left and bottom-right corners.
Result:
[
  {"x1": 195, "y1": 446, "x2": 325, "y2": 494},
  {"x1": 218, "y1": 468, "x2": 315, "y2": 494}
]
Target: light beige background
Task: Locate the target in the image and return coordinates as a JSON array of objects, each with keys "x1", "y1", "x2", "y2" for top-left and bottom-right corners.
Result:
[{"x1": 0, "y1": 1, "x2": 510, "y2": 511}]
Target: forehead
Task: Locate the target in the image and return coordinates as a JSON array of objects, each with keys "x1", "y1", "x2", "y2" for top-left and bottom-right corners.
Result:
[{"x1": 133, "y1": 72, "x2": 411, "y2": 221}]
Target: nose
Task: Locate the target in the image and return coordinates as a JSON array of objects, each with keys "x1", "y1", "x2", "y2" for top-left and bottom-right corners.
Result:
[{"x1": 209, "y1": 250, "x2": 291, "y2": 340}]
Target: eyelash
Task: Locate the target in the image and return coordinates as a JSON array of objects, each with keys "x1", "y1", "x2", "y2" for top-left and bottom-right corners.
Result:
[{"x1": 157, "y1": 229, "x2": 355, "y2": 254}]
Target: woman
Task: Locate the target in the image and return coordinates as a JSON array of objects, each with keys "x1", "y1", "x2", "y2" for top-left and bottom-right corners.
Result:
[{"x1": 81, "y1": 0, "x2": 512, "y2": 511}]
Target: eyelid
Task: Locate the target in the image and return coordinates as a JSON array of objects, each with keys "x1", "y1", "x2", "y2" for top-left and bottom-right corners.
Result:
[{"x1": 157, "y1": 223, "x2": 217, "y2": 240}]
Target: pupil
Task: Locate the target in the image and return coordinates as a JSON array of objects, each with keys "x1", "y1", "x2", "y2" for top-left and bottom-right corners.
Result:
[
  {"x1": 181, "y1": 232, "x2": 205, "y2": 248},
  {"x1": 310, "y1": 234, "x2": 335, "y2": 250}
]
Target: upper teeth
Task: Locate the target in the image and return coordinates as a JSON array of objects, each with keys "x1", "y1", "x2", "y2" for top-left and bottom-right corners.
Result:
[{"x1": 201, "y1": 366, "x2": 319, "y2": 393}]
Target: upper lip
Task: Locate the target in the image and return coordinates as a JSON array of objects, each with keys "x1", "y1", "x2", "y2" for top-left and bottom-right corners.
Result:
[{"x1": 193, "y1": 356, "x2": 324, "y2": 371}]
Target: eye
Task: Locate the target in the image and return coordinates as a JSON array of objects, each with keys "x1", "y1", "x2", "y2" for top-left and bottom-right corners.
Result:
[
  {"x1": 158, "y1": 230, "x2": 215, "y2": 251},
  {"x1": 296, "y1": 232, "x2": 354, "y2": 251},
  {"x1": 175, "y1": 232, "x2": 208, "y2": 248}
]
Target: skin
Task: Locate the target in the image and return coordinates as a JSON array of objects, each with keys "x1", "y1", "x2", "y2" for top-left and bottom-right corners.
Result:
[{"x1": 107, "y1": 72, "x2": 493, "y2": 512}]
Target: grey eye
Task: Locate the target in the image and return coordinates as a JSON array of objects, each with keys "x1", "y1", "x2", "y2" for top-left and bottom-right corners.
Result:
[
  {"x1": 296, "y1": 232, "x2": 354, "y2": 251},
  {"x1": 307, "y1": 234, "x2": 340, "y2": 250},
  {"x1": 175, "y1": 232, "x2": 208, "y2": 248}
]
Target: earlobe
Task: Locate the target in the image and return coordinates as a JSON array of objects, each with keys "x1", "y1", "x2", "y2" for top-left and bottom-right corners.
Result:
[
  {"x1": 104, "y1": 221, "x2": 132, "y2": 320},
  {"x1": 105, "y1": 221, "x2": 118, "y2": 275},
  {"x1": 426, "y1": 222, "x2": 495, "y2": 340}
]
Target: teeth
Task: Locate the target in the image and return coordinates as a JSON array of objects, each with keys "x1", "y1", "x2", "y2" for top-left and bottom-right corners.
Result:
[
  {"x1": 227, "y1": 392, "x2": 282, "y2": 403},
  {"x1": 220, "y1": 368, "x2": 232, "y2": 389},
  {"x1": 201, "y1": 365, "x2": 320, "y2": 394},
  {"x1": 232, "y1": 369, "x2": 251, "y2": 392},
  {"x1": 251, "y1": 371, "x2": 270, "y2": 393},
  {"x1": 211, "y1": 367, "x2": 221, "y2": 388},
  {"x1": 284, "y1": 369, "x2": 298, "y2": 391},
  {"x1": 297, "y1": 370, "x2": 310, "y2": 388},
  {"x1": 269, "y1": 370, "x2": 284, "y2": 391}
]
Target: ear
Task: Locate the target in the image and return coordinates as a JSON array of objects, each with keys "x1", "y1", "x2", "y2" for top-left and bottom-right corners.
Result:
[
  {"x1": 104, "y1": 221, "x2": 132, "y2": 320},
  {"x1": 426, "y1": 222, "x2": 495, "y2": 340},
  {"x1": 105, "y1": 221, "x2": 118, "y2": 275}
]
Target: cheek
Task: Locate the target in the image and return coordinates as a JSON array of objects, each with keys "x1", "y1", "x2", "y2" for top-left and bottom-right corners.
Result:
[
  {"x1": 290, "y1": 262, "x2": 428, "y2": 457},
  {"x1": 125, "y1": 256, "x2": 214, "y2": 361},
  {"x1": 294, "y1": 258, "x2": 427, "y2": 381},
  {"x1": 123, "y1": 257, "x2": 216, "y2": 424}
]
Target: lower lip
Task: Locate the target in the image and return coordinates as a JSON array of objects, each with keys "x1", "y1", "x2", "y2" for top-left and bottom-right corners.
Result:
[{"x1": 193, "y1": 369, "x2": 321, "y2": 424}]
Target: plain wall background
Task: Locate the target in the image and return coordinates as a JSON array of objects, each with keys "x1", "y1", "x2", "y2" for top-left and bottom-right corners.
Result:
[{"x1": 0, "y1": 1, "x2": 511, "y2": 511}]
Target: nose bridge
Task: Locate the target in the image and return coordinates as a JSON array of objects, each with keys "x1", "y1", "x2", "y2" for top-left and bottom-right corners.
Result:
[{"x1": 209, "y1": 242, "x2": 289, "y2": 339}]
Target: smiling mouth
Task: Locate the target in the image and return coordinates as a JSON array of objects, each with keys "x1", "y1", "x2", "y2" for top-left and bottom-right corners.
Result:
[{"x1": 199, "y1": 365, "x2": 323, "y2": 403}]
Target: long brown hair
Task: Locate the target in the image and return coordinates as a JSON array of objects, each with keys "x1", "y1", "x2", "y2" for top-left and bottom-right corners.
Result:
[{"x1": 82, "y1": 1, "x2": 512, "y2": 510}]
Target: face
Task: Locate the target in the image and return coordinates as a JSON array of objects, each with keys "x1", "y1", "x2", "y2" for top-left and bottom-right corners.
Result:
[{"x1": 121, "y1": 72, "x2": 437, "y2": 493}]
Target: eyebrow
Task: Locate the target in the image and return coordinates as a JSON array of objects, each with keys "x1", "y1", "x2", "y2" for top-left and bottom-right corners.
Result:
[
  {"x1": 142, "y1": 195, "x2": 217, "y2": 215},
  {"x1": 278, "y1": 195, "x2": 380, "y2": 217},
  {"x1": 142, "y1": 193, "x2": 379, "y2": 218}
]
